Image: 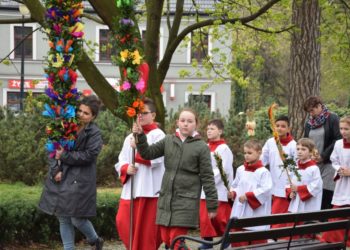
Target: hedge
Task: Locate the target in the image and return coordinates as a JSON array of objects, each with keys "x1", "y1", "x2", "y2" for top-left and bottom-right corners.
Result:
[{"x1": 0, "y1": 183, "x2": 120, "y2": 246}]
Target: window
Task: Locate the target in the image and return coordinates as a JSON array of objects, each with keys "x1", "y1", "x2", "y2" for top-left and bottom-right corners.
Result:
[
  {"x1": 14, "y1": 26, "x2": 33, "y2": 59},
  {"x1": 190, "y1": 31, "x2": 208, "y2": 63},
  {"x1": 6, "y1": 91, "x2": 41, "y2": 112},
  {"x1": 99, "y1": 29, "x2": 113, "y2": 62},
  {"x1": 185, "y1": 91, "x2": 216, "y2": 112},
  {"x1": 188, "y1": 94, "x2": 211, "y2": 109}
]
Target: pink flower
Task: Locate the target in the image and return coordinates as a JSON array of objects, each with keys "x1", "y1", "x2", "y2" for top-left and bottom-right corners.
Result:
[
  {"x1": 122, "y1": 81, "x2": 131, "y2": 90},
  {"x1": 135, "y1": 79, "x2": 146, "y2": 93}
]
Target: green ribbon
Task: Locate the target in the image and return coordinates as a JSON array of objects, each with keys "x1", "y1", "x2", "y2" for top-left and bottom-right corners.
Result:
[{"x1": 116, "y1": 0, "x2": 132, "y2": 8}]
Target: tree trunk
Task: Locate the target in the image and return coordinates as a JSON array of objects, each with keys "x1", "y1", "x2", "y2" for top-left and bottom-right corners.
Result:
[
  {"x1": 145, "y1": 0, "x2": 165, "y2": 125},
  {"x1": 288, "y1": 0, "x2": 321, "y2": 138}
]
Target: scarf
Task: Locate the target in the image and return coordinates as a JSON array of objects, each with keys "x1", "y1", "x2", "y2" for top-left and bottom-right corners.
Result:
[
  {"x1": 307, "y1": 104, "x2": 330, "y2": 129},
  {"x1": 244, "y1": 160, "x2": 263, "y2": 172},
  {"x1": 343, "y1": 139, "x2": 350, "y2": 149},
  {"x1": 297, "y1": 160, "x2": 316, "y2": 170},
  {"x1": 280, "y1": 133, "x2": 294, "y2": 146},
  {"x1": 208, "y1": 139, "x2": 226, "y2": 152},
  {"x1": 142, "y1": 123, "x2": 158, "y2": 134}
]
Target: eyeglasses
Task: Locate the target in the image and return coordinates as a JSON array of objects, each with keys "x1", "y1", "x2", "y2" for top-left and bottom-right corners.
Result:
[{"x1": 140, "y1": 111, "x2": 152, "y2": 115}]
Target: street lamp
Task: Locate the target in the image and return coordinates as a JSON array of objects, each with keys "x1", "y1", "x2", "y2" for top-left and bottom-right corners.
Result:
[{"x1": 19, "y1": 4, "x2": 30, "y2": 111}]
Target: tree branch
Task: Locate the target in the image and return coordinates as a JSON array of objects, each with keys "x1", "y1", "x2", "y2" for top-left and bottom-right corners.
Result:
[
  {"x1": 242, "y1": 23, "x2": 295, "y2": 33},
  {"x1": 0, "y1": 17, "x2": 35, "y2": 24},
  {"x1": 158, "y1": 0, "x2": 282, "y2": 80},
  {"x1": 82, "y1": 13, "x2": 104, "y2": 25},
  {"x1": 88, "y1": 0, "x2": 118, "y2": 29}
]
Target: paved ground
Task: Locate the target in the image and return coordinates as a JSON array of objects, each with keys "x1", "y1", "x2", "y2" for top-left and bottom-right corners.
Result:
[{"x1": 2, "y1": 232, "x2": 219, "y2": 249}]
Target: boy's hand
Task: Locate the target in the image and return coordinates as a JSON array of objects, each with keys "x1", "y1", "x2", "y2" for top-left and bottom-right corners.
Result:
[
  {"x1": 239, "y1": 195, "x2": 247, "y2": 203},
  {"x1": 338, "y1": 167, "x2": 350, "y2": 177},
  {"x1": 289, "y1": 191, "x2": 296, "y2": 199},
  {"x1": 127, "y1": 164, "x2": 138, "y2": 175},
  {"x1": 130, "y1": 136, "x2": 136, "y2": 149},
  {"x1": 132, "y1": 119, "x2": 143, "y2": 135},
  {"x1": 227, "y1": 191, "x2": 234, "y2": 200},
  {"x1": 55, "y1": 146, "x2": 64, "y2": 160}
]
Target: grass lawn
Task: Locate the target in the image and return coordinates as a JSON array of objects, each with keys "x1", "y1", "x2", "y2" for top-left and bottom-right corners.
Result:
[{"x1": 0, "y1": 182, "x2": 121, "y2": 199}]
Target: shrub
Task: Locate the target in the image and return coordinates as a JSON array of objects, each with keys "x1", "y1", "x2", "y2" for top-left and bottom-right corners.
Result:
[{"x1": 0, "y1": 183, "x2": 120, "y2": 246}]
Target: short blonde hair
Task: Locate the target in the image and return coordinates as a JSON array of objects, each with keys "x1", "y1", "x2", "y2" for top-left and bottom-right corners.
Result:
[
  {"x1": 340, "y1": 116, "x2": 350, "y2": 126},
  {"x1": 297, "y1": 138, "x2": 319, "y2": 159},
  {"x1": 244, "y1": 139, "x2": 262, "y2": 152}
]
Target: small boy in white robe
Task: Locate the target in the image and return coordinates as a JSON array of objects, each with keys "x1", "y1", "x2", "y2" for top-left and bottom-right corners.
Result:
[
  {"x1": 286, "y1": 138, "x2": 323, "y2": 213},
  {"x1": 230, "y1": 139, "x2": 272, "y2": 247}
]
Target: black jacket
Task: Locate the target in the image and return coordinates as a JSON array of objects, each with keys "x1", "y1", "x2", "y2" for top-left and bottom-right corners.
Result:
[{"x1": 38, "y1": 122, "x2": 103, "y2": 217}]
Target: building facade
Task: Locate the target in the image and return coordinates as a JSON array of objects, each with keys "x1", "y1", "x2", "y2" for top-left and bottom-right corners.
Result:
[{"x1": 0, "y1": 1, "x2": 232, "y2": 116}]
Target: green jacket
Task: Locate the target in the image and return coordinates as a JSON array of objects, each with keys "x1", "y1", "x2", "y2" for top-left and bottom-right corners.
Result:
[{"x1": 136, "y1": 133, "x2": 218, "y2": 228}]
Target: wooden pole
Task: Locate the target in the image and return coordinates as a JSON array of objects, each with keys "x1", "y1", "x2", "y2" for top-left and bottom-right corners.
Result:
[{"x1": 129, "y1": 132, "x2": 137, "y2": 250}]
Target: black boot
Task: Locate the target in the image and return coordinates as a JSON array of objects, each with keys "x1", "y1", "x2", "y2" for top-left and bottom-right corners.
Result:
[{"x1": 94, "y1": 237, "x2": 104, "y2": 250}]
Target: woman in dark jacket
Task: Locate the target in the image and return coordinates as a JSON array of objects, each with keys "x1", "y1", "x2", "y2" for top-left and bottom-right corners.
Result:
[
  {"x1": 303, "y1": 96, "x2": 341, "y2": 210},
  {"x1": 39, "y1": 95, "x2": 103, "y2": 250}
]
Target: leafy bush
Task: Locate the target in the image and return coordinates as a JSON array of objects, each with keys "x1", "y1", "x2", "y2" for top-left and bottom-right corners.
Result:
[{"x1": 0, "y1": 183, "x2": 120, "y2": 246}]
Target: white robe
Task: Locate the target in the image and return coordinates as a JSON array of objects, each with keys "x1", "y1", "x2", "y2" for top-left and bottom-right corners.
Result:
[
  {"x1": 331, "y1": 139, "x2": 350, "y2": 206},
  {"x1": 288, "y1": 163, "x2": 323, "y2": 213},
  {"x1": 115, "y1": 128, "x2": 165, "y2": 199},
  {"x1": 200, "y1": 143, "x2": 234, "y2": 201},
  {"x1": 230, "y1": 165, "x2": 272, "y2": 231},
  {"x1": 261, "y1": 137, "x2": 297, "y2": 197}
]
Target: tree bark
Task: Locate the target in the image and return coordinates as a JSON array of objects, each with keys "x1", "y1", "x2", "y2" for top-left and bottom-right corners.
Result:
[{"x1": 288, "y1": 0, "x2": 321, "y2": 138}]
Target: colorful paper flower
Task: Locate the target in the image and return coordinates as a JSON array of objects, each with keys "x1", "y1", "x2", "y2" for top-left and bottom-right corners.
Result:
[
  {"x1": 122, "y1": 81, "x2": 131, "y2": 90},
  {"x1": 43, "y1": 0, "x2": 84, "y2": 156},
  {"x1": 120, "y1": 49, "x2": 129, "y2": 62},
  {"x1": 131, "y1": 50, "x2": 141, "y2": 65},
  {"x1": 126, "y1": 107, "x2": 136, "y2": 117}
]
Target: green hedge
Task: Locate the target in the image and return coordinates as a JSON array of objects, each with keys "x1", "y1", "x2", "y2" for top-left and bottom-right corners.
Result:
[{"x1": 0, "y1": 183, "x2": 120, "y2": 246}]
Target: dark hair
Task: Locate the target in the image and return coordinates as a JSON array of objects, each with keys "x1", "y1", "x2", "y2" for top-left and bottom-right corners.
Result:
[
  {"x1": 208, "y1": 119, "x2": 224, "y2": 130},
  {"x1": 303, "y1": 96, "x2": 323, "y2": 111},
  {"x1": 143, "y1": 97, "x2": 156, "y2": 113},
  {"x1": 179, "y1": 107, "x2": 198, "y2": 124},
  {"x1": 79, "y1": 95, "x2": 102, "y2": 118},
  {"x1": 276, "y1": 115, "x2": 290, "y2": 126},
  {"x1": 244, "y1": 139, "x2": 262, "y2": 152}
]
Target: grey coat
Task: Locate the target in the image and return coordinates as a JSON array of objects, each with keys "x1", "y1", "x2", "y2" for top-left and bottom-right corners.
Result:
[
  {"x1": 38, "y1": 122, "x2": 103, "y2": 217},
  {"x1": 136, "y1": 133, "x2": 218, "y2": 228}
]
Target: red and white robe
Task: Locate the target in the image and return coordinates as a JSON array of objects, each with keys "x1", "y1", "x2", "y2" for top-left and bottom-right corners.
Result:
[
  {"x1": 230, "y1": 161, "x2": 272, "y2": 247},
  {"x1": 322, "y1": 139, "x2": 350, "y2": 246},
  {"x1": 199, "y1": 139, "x2": 234, "y2": 238},
  {"x1": 286, "y1": 160, "x2": 323, "y2": 213},
  {"x1": 261, "y1": 135, "x2": 297, "y2": 228},
  {"x1": 115, "y1": 123, "x2": 165, "y2": 250}
]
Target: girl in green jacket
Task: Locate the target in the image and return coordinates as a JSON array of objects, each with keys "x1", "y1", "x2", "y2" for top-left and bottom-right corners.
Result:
[{"x1": 133, "y1": 108, "x2": 218, "y2": 250}]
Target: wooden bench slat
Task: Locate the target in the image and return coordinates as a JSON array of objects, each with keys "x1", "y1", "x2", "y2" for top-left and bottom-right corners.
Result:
[
  {"x1": 230, "y1": 208, "x2": 350, "y2": 228},
  {"x1": 228, "y1": 220, "x2": 349, "y2": 243}
]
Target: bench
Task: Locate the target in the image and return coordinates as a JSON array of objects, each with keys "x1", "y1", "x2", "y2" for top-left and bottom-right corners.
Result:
[{"x1": 170, "y1": 207, "x2": 350, "y2": 250}]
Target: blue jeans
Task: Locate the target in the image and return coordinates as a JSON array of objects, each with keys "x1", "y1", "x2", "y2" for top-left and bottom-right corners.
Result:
[{"x1": 57, "y1": 216, "x2": 98, "y2": 250}]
